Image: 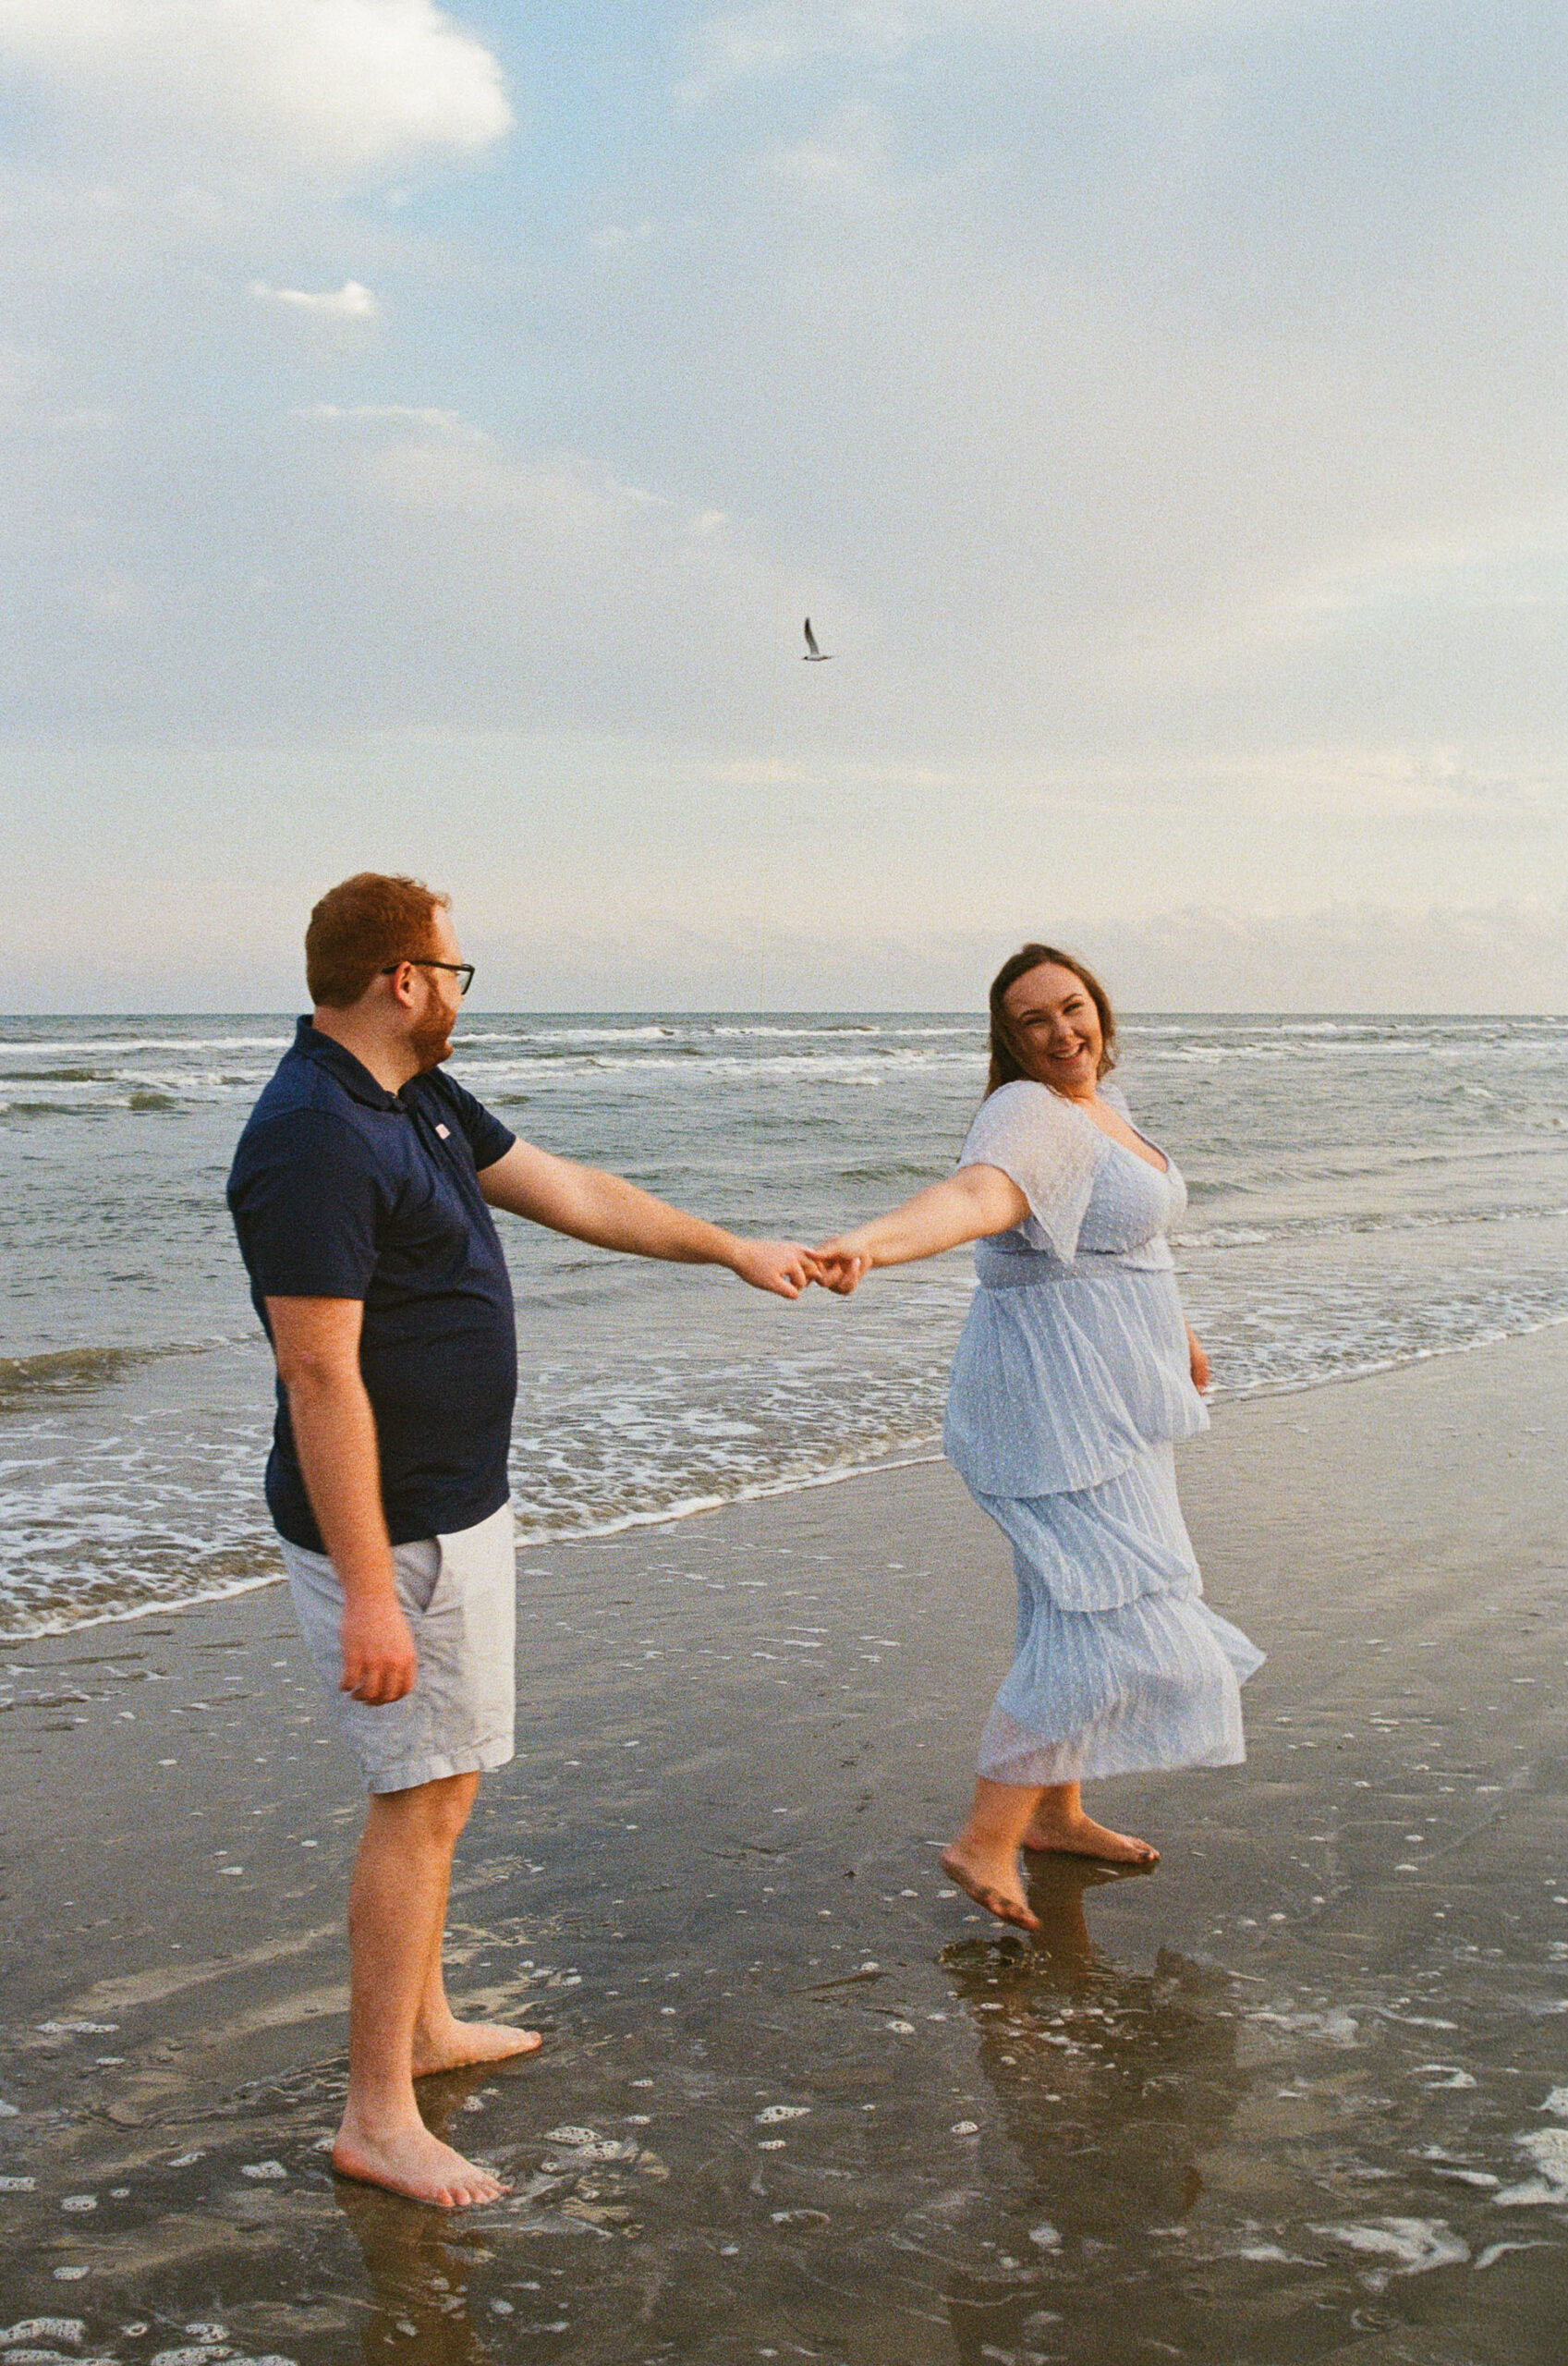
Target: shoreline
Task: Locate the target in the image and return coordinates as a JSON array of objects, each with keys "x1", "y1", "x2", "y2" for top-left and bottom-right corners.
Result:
[
  {"x1": 2, "y1": 1320, "x2": 1567, "y2": 2359},
  {"x1": 10, "y1": 1299, "x2": 1568, "y2": 1646}
]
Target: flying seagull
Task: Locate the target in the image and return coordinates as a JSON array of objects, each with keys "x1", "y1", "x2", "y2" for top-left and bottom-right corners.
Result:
[{"x1": 802, "y1": 616, "x2": 833, "y2": 662}]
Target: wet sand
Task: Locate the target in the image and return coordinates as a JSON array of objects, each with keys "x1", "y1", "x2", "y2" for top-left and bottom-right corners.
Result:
[{"x1": 3, "y1": 1327, "x2": 1568, "y2": 2363}]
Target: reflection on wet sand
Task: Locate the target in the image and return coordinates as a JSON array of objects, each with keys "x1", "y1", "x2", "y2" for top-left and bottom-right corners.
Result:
[
  {"x1": 334, "y1": 2068, "x2": 503, "y2": 2365},
  {"x1": 929, "y1": 1857, "x2": 1252, "y2": 2362}
]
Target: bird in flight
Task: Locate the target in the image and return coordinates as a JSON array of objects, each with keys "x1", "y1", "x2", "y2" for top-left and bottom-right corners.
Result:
[{"x1": 802, "y1": 616, "x2": 833, "y2": 662}]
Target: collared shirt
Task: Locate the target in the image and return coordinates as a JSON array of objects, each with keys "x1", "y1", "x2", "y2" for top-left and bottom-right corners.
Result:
[{"x1": 226, "y1": 1017, "x2": 517, "y2": 1553}]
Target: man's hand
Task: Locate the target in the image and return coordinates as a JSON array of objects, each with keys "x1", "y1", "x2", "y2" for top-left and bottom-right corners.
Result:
[
  {"x1": 339, "y1": 1588, "x2": 419, "y2": 1704},
  {"x1": 726, "y1": 1238, "x2": 820, "y2": 1299},
  {"x1": 808, "y1": 1236, "x2": 872, "y2": 1296}
]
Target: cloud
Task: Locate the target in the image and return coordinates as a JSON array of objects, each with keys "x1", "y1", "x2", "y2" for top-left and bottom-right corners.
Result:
[
  {"x1": 0, "y1": 0, "x2": 512, "y2": 177},
  {"x1": 250, "y1": 278, "x2": 381, "y2": 320},
  {"x1": 679, "y1": 0, "x2": 1295, "y2": 100},
  {"x1": 680, "y1": 3, "x2": 920, "y2": 102},
  {"x1": 293, "y1": 400, "x2": 471, "y2": 429}
]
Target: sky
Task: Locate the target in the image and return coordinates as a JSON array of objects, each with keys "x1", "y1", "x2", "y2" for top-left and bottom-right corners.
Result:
[{"x1": 0, "y1": 0, "x2": 1564, "y2": 1011}]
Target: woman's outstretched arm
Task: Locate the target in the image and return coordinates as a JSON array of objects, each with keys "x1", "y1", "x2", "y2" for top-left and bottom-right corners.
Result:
[{"x1": 812, "y1": 1165, "x2": 1028, "y2": 1295}]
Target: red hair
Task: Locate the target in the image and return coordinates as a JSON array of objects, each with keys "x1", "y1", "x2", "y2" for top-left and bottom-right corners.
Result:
[{"x1": 305, "y1": 873, "x2": 450, "y2": 1009}]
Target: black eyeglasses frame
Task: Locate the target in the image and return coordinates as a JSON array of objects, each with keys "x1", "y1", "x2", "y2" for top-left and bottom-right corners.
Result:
[{"x1": 382, "y1": 959, "x2": 475, "y2": 997}]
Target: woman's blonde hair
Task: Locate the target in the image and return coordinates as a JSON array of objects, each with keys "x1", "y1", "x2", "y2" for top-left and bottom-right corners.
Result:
[{"x1": 985, "y1": 943, "x2": 1117, "y2": 1097}]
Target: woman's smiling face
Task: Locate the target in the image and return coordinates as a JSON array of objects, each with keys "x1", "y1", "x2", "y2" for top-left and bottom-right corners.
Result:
[{"x1": 1002, "y1": 961, "x2": 1104, "y2": 1098}]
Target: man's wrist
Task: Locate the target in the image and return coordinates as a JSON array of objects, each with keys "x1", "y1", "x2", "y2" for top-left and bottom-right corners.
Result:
[{"x1": 334, "y1": 1558, "x2": 401, "y2": 1606}]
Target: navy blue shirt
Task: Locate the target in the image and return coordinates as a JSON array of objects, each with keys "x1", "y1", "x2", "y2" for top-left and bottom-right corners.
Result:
[{"x1": 227, "y1": 1018, "x2": 518, "y2": 1553}]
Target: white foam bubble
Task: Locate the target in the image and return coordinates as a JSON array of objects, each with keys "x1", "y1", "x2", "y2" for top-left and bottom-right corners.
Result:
[
  {"x1": 1310, "y1": 2217, "x2": 1468, "y2": 2286},
  {"x1": 1495, "y1": 2127, "x2": 1568, "y2": 2206}
]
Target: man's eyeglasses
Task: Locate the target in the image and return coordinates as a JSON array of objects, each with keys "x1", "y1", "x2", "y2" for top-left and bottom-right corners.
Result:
[{"x1": 383, "y1": 959, "x2": 475, "y2": 997}]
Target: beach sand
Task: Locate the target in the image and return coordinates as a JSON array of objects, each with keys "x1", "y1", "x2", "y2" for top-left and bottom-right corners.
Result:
[{"x1": 3, "y1": 1327, "x2": 1567, "y2": 2362}]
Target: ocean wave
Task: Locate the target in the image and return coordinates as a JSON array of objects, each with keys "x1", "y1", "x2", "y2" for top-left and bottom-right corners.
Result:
[
  {"x1": 0, "y1": 1032, "x2": 288, "y2": 1060},
  {"x1": 456, "y1": 1048, "x2": 982, "y2": 1088},
  {"x1": 1178, "y1": 1201, "x2": 1568, "y2": 1251},
  {"x1": 0, "y1": 1342, "x2": 201, "y2": 1409}
]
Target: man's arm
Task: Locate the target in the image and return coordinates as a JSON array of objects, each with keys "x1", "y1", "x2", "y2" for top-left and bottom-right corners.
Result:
[
  {"x1": 477, "y1": 1140, "x2": 815, "y2": 1299},
  {"x1": 266, "y1": 1296, "x2": 418, "y2": 1705}
]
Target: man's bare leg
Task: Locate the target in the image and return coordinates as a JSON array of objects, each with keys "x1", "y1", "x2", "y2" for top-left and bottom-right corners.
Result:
[
  {"x1": 1020, "y1": 1779, "x2": 1159, "y2": 1867},
  {"x1": 409, "y1": 1809, "x2": 542, "y2": 2078},
  {"x1": 941, "y1": 1777, "x2": 1047, "y2": 1932},
  {"x1": 331, "y1": 1772, "x2": 513, "y2": 2208}
]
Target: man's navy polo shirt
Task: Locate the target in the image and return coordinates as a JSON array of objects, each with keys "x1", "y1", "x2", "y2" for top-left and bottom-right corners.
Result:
[{"x1": 226, "y1": 1018, "x2": 518, "y2": 1555}]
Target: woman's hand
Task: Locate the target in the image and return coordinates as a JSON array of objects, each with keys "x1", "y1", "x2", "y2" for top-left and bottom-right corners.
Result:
[
  {"x1": 809, "y1": 1233, "x2": 875, "y2": 1295},
  {"x1": 1186, "y1": 1324, "x2": 1210, "y2": 1394},
  {"x1": 727, "y1": 1238, "x2": 821, "y2": 1299}
]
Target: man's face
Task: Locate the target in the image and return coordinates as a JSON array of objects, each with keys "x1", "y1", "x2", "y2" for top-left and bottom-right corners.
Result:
[{"x1": 407, "y1": 907, "x2": 466, "y2": 1072}]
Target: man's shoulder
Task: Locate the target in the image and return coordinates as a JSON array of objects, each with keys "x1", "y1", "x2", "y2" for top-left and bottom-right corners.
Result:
[
  {"x1": 230, "y1": 1058, "x2": 380, "y2": 1183},
  {"x1": 414, "y1": 1065, "x2": 482, "y2": 1120},
  {"x1": 240, "y1": 1049, "x2": 351, "y2": 1133}
]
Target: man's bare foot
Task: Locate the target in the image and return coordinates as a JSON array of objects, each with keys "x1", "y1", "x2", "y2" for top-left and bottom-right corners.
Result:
[
  {"x1": 940, "y1": 1844, "x2": 1041, "y2": 1933},
  {"x1": 333, "y1": 2116, "x2": 513, "y2": 2209},
  {"x1": 411, "y1": 2014, "x2": 542, "y2": 2078},
  {"x1": 1019, "y1": 1808, "x2": 1159, "y2": 1867}
]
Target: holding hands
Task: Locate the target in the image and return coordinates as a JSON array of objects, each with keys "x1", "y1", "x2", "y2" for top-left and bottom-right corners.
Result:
[
  {"x1": 806, "y1": 1230, "x2": 875, "y2": 1295},
  {"x1": 726, "y1": 1224, "x2": 883, "y2": 1299},
  {"x1": 723, "y1": 1237, "x2": 862, "y2": 1296},
  {"x1": 726, "y1": 1238, "x2": 823, "y2": 1299},
  {"x1": 723, "y1": 1234, "x2": 867, "y2": 1297}
]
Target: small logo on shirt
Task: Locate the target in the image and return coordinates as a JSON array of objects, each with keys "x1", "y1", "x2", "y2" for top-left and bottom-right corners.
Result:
[{"x1": 435, "y1": 1123, "x2": 451, "y2": 1139}]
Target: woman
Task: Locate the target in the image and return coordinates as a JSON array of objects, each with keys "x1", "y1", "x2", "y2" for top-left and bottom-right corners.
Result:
[{"x1": 812, "y1": 944, "x2": 1262, "y2": 1932}]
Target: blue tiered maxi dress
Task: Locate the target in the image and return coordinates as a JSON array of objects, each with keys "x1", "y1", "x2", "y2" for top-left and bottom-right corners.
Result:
[{"x1": 942, "y1": 1078, "x2": 1263, "y2": 1787}]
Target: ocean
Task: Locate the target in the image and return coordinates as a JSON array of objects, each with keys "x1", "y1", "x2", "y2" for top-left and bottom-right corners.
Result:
[{"x1": 3, "y1": 1009, "x2": 1566, "y2": 1640}]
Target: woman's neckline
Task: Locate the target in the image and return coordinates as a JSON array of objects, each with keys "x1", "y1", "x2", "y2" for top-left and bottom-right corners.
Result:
[
  {"x1": 1038, "y1": 1082, "x2": 1171, "y2": 1177},
  {"x1": 1007, "y1": 1073, "x2": 1172, "y2": 1175},
  {"x1": 1103, "y1": 1128, "x2": 1172, "y2": 1177}
]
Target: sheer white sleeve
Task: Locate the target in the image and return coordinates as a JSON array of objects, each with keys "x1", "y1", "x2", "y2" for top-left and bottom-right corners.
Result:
[{"x1": 957, "y1": 1080, "x2": 1105, "y2": 1261}]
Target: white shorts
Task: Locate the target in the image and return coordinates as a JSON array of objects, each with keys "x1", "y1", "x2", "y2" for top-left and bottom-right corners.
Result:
[{"x1": 279, "y1": 1501, "x2": 517, "y2": 1795}]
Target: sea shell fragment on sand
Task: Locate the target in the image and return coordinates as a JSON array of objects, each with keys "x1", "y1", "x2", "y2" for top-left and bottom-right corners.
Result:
[
  {"x1": 0, "y1": 2325, "x2": 87, "y2": 2348},
  {"x1": 755, "y1": 2105, "x2": 809, "y2": 2124}
]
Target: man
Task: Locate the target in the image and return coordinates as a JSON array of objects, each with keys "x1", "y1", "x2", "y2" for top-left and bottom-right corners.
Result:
[{"x1": 227, "y1": 873, "x2": 816, "y2": 2208}]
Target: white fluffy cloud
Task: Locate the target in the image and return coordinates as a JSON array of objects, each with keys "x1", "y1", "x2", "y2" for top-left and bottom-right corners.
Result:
[
  {"x1": 250, "y1": 279, "x2": 381, "y2": 320},
  {"x1": 0, "y1": 0, "x2": 511, "y2": 176}
]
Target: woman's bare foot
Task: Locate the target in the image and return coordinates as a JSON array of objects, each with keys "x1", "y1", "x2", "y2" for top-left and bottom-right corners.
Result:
[
  {"x1": 940, "y1": 1843, "x2": 1042, "y2": 1933},
  {"x1": 333, "y1": 2114, "x2": 512, "y2": 2209},
  {"x1": 1019, "y1": 1808, "x2": 1159, "y2": 1867},
  {"x1": 411, "y1": 2013, "x2": 542, "y2": 2078}
]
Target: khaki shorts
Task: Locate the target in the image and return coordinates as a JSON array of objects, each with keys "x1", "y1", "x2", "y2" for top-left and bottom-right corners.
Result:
[{"x1": 279, "y1": 1501, "x2": 517, "y2": 1795}]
